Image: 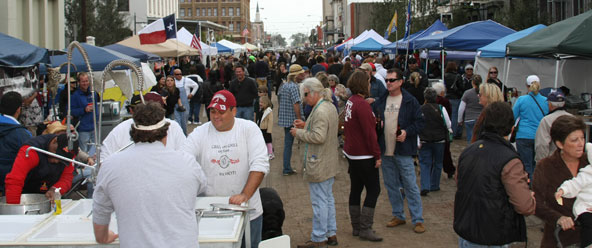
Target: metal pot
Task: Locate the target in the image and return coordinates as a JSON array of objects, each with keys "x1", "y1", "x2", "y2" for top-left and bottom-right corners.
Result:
[{"x1": 0, "y1": 194, "x2": 51, "y2": 215}]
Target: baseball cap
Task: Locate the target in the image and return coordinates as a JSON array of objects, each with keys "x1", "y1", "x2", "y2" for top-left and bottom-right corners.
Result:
[
  {"x1": 288, "y1": 64, "x2": 305, "y2": 76},
  {"x1": 465, "y1": 64, "x2": 473, "y2": 70},
  {"x1": 526, "y1": 75, "x2": 540, "y2": 86},
  {"x1": 130, "y1": 92, "x2": 165, "y2": 107},
  {"x1": 547, "y1": 89, "x2": 565, "y2": 102},
  {"x1": 208, "y1": 90, "x2": 236, "y2": 111},
  {"x1": 359, "y1": 63, "x2": 372, "y2": 71}
]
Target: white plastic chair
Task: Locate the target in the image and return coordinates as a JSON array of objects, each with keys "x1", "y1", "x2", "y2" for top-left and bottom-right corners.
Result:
[{"x1": 258, "y1": 235, "x2": 290, "y2": 248}]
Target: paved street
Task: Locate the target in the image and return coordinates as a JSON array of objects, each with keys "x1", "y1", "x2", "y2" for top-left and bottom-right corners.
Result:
[{"x1": 190, "y1": 93, "x2": 545, "y2": 248}]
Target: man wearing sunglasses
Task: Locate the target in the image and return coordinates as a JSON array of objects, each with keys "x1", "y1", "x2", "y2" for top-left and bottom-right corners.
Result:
[{"x1": 373, "y1": 68, "x2": 426, "y2": 234}]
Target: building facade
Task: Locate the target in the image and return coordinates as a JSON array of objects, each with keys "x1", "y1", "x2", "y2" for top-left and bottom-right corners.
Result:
[
  {"x1": 0, "y1": 0, "x2": 65, "y2": 50},
  {"x1": 251, "y1": 2, "x2": 264, "y2": 46},
  {"x1": 178, "y1": 0, "x2": 251, "y2": 43}
]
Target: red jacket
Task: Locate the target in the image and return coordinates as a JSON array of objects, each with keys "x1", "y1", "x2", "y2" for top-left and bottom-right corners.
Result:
[
  {"x1": 343, "y1": 94, "x2": 381, "y2": 160},
  {"x1": 5, "y1": 145, "x2": 74, "y2": 204}
]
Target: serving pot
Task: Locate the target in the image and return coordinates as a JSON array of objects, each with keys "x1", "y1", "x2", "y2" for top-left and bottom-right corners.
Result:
[{"x1": 0, "y1": 194, "x2": 51, "y2": 215}]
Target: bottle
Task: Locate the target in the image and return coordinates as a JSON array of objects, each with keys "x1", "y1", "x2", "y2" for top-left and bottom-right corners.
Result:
[
  {"x1": 53, "y1": 187, "x2": 62, "y2": 215},
  {"x1": 396, "y1": 125, "x2": 402, "y2": 136}
]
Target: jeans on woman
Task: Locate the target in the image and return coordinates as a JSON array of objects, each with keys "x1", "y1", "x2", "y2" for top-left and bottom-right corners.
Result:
[
  {"x1": 419, "y1": 142, "x2": 445, "y2": 191},
  {"x1": 516, "y1": 138, "x2": 535, "y2": 181}
]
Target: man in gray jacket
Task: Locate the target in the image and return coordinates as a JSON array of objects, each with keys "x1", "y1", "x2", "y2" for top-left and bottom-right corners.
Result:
[{"x1": 535, "y1": 89, "x2": 572, "y2": 162}]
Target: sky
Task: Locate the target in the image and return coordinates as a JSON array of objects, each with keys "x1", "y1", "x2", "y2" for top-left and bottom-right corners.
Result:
[{"x1": 249, "y1": 0, "x2": 323, "y2": 43}]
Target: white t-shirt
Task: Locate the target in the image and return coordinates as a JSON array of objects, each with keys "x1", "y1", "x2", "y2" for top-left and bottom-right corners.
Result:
[
  {"x1": 93, "y1": 142, "x2": 207, "y2": 248},
  {"x1": 175, "y1": 77, "x2": 198, "y2": 95},
  {"x1": 100, "y1": 118, "x2": 186, "y2": 160},
  {"x1": 384, "y1": 94, "x2": 402, "y2": 156},
  {"x1": 182, "y1": 118, "x2": 269, "y2": 220}
]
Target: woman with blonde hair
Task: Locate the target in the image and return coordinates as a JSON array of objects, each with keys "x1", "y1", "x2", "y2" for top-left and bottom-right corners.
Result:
[
  {"x1": 513, "y1": 75, "x2": 549, "y2": 181},
  {"x1": 471, "y1": 83, "x2": 505, "y2": 143},
  {"x1": 404, "y1": 71, "x2": 425, "y2": 104}
]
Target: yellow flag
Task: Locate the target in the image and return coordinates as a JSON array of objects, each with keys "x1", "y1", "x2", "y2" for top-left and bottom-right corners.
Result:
[{"x1": 385, "y1": 11, "x2": 398, "y2": 38}]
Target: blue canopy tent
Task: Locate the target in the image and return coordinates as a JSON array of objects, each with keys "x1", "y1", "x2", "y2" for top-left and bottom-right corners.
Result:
[
  {"x1": 395, "y1": 20, "x2": 448, "y2": 51},
  {"x1": 414, "y1": 20, "x2": 515, "y2": 51},
  {"x1": 0, "y1": 32, "x2": 49, "y2": 67},
  {"x1": 472, "y1": 24, "x2": 548, "y2": 91},
  {"x1": 103, "y1": 44, "x2": 161, "y2": 62},
  {"x1": 211, "y1": 42, "x2": 232, "y2": 53},
  {"x1": 478, "y1": 24, "x2": 547, "y2": 58},
  {"x1": 382, "y1": 31, "x2": 423, "y2": 54},
  {"x1": 51, "y1": 43, "x2": 141, "y2": 73},
  {"x1": 350, "y1": 38, "x2": 383, "y2": 52}
]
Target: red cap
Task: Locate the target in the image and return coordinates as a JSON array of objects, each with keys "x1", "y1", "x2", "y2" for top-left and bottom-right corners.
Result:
[
  {"x1": 130, "y1": 92, "x2": 165, "y2": 107},
  {"x1": 369, "y1": 62, "x2": 376, "y2": 71},
  {"x1": 207, "y1": 90, "x2": 236, "y2": 111}
]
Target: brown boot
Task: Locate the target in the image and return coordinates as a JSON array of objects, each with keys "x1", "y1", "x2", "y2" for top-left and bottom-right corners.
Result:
[
  {"x1": 297, "y1": 240, "x2": 328, "y2": 248},
  {"x1": 327, "y1": 235, "x2": 338, "y2": 246},
  {"x1": 349, "y1": 205, "x2": 361, "y2": 236},
  {"x1": 386, "y1": 216, "x2": 406, "y2": 227},
  {"x1": 413, "y1": 223, "x2": 426, "y2": 233}
]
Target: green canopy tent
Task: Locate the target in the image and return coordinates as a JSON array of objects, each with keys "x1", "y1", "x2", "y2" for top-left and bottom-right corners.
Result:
[{"x1": 507, "y1": 10, "x2": 592, "y2": 87}]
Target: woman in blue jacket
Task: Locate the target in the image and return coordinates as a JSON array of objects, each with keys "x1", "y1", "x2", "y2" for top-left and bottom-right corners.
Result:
[{"x1": 513, "y1": 75, "x2": 548, "y2": 181}]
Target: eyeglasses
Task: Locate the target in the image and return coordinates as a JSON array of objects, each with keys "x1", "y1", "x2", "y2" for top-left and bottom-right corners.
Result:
[
  {"x1": 174, "y1": 73, "x2": 182, "y2": 75},
  {"x1": 304, "y1": 92, "x2": 309, "y2": 97},
  {"x1": 489, "y1": 71, "x2": 498, "y2": 74},
  {"x1": 385, "y1": 78, "x2": 401, "y2": 83}
]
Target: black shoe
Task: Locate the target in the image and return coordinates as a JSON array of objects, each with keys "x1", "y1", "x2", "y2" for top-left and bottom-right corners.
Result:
[
  {"x1": 283, "y1": 171, "x2": 297, "y2": 176},
  {"x1": 420, "y1": 190, "x2": 429, "y2": 196},
  {"x1": 447, "y1": 174, "x2": 454, "y2": 179},
  {"x1": 327, "y1": 235, "x2": 338, "y2": 246}
]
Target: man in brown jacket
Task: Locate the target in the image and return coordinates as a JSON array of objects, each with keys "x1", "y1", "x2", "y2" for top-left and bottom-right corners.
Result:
[{"x1": 291, "y1": 78, "x2": 339, "y2": 248}]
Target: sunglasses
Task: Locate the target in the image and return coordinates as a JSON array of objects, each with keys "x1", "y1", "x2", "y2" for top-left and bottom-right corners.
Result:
[
  {"x1": 174, "y1": 73, "x2": 182, "y2": 75},
  {"x1": 304, "y1": 92, "x2": 309, "y2": 97},
  {"x1": 385, "y1": 78, "x2": 401, "y2": 83},
  {"x1": 466, "y1": 68, "x2": 473, "y2": 70},
  {"x1": 489, "y1": 71, "x2": 498, "y2": 74}
]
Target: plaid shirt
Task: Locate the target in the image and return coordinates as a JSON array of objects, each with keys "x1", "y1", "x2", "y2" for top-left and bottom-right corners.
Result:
[{"x1": 277, "y1": 81, "x2": 301, "y2": 127}]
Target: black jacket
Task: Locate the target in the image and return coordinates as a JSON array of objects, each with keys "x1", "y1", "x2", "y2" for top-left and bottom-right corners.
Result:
[
  {"x1": 454, "y1": 132, "x2": 526, "y2": 245},
  {"x1": 229, "y1": 77, "x2": 258, "y2": 107},
  {"x1": 0, "y1": 117, "x2": 32, "y2": 191}
]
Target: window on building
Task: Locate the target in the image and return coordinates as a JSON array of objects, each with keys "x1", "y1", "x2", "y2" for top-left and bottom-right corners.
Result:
[
  {"x1": 237, "y1": 7, "x2": 240, "y2": 16},
  {"x1": 196, "y1": 8, "x2": 200, "y2": 16},
  {"x1": 214, "y1": 8, "x2": 218, "y2": 16},
  {"x1": 208, "y1": 8, "x2": 211, "y2": 16},
  {"x1": 237, "y1": 22, "x2": 241, "y2": 30},
  {"x1": 229, "y1": 7, "x2": 234, "y2": 16},
  {"x1": 222, "y1": 8, "x2": 225, "y2": 16},
  {"x1": 202, "y1": 8, "x2": 206, "y2": 16},
  {"x1": 188, "y1": 8, "x2": 192, "y2": 16},
  {"x1": 180, "y1": 8, "x2": 185, "y2": 17}
]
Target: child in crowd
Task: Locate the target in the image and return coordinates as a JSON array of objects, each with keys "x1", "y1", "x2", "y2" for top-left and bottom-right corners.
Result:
[
  {"x1": 256, "y1": 96, "x2": 274, "y2": 160},
  {"x1": 555, "y1": 142, "x2": 592, "y2": 248}
]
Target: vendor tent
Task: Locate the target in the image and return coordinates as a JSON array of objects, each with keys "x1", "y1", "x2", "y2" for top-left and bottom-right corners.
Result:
[
  {"x1": 0, "y1": 32, "x2": 49, "y2": 67},
  {"x1": 175, "y1": 27, "x2": 218, "y2": 56},
  {"x1": 343, "y1": 29, "x2": 391, "y2": 50},
  {"x1": 211, "y1": 42, "x2": 232, "y2": 53},
  {"x1": 382, "y1": 31, "x2": 423, "y2": 54},
  {"x1": 393, "y1": 20, "x2": 448, "y2": 51},
  {"x1": 507, "y1": 10, "x2": 592, "y2": 58},
  {"x1": 217, "y1": 39, "x2": 245, "y2": 54},
  {"x1": 50, "y1": 42, "x2": 140, "y2": 73},
  {"x1": 414, "y1": 20, "x2": 515, "y2": 51},
  {"x1": 117, "y1": 35, "x2": 200, "y2": 57},
  {"x1": 335, "y1": 37, "x2": 352, "y2": 52},
  {"x1": 103, "y1": 44, "x2": 161, "y2": 62},
  {"x1": 243, "y1": 43, "x2": 259, "y2": 51},
  {"x1": 351, "y1": 38, "x2": 383, "y2": 51},
  {"x1": 478, "y1": 24, "x2": 546, "y2": 58}
]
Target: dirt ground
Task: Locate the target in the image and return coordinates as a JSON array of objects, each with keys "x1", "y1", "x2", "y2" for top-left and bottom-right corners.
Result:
[{"x1": 187, "y1": 93, "x2": 545, "y2": 248}]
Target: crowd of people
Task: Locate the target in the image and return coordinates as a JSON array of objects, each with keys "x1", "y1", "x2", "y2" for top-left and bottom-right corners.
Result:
[{"x1": 1, "y1": 48, "x2": 592, "y2": 248}]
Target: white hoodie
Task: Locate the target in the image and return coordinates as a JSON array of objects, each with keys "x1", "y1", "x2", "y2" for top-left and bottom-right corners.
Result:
[{"x1": 559, "y1": 143, "x2": 592, "y2": 218}]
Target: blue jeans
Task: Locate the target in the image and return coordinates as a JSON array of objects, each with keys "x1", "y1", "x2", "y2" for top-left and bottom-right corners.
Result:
[
  {"x1": 241, "y1": 214, "x2": 262, "y2": 248},
  {"x1": 72, "y1": 166, "x2": 94, "y2": 198},
  {"x1": 381, "y1": 155, "x2": 424, "y2": 224},
  {"x1": 188, "y1": 102, "x2": 201, "y2": 123},
  {"x1": 283, "y1": 128, "x2": 295, "y2": 174},
  {"x1": 174, "y1": 108, "x2": 187, "y2": 135},
  {"x1": 458, "y1": 237, "x2": 510, "y2": 248},
  {"x1": 465, "y1": 120, "x2": 476, "y2": 143},
  {"x1": 236, "y1": 106, "x2": 254, "y2": 121},
  {"x1": 450, "y1": 99, "x2": 462, "y2": 138},
  {"x1": 78, "y1": 131, "x2": 96, "y2": 156},
  {"x1": 516, "y1": 138, "x2": 535, "y2": 181},
  {"x1": 309, "y1": 177, "x2": 337, "y2": 242},
  {"x1": 419, "y1": 142, "x2": 445, "y2": 191}
]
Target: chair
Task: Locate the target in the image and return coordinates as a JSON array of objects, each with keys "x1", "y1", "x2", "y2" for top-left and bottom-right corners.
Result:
[{"x1": 258, "y1": 235, "x2": 290, "y2": 248}]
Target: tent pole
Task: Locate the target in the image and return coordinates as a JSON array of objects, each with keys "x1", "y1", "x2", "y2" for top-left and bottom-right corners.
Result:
[
  {"x1": 554, "y1": 58, "x2": 560, "y2": 88},
  {"x1": 474, "y1": 55, "x2": 479, "y2": 75},
  {"x1": 501, "y1": 56, "x2": 507, "y2": 97},
  {"x1": 441, "y1": 48, "x2": 445, "y2": 82},
  {"x1": 425, "y1": 49, "x2": 428, "y2": 73}
]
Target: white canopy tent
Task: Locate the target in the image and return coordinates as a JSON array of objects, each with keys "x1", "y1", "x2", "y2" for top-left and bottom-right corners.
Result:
[
  {"x1": 217, "y1": 39, "x2": 245, "y2": 54},
  {"x1": 344, "y1": 29, "x2": 391, "y2": 50},
  {"x1": 176, "y1": 27, "x2": 218, "y2": 57}
]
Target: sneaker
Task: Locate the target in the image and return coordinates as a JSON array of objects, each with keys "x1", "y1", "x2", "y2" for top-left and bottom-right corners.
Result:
[
  {"x1": 197, "y1": 122, "x2": 202, "y2": 125},
  {"x1": 386, "y1": 217, "x2": 406, "y2": 227},
  {"x1": 413, "y1": 223, "x2": 426, "y2": 233},
  {"x1": 282, "y1": 171, "x2": 297, "y2": 176},
  {"x1": 327, "y1": 235, "x2": 338, "y2": 246},
  {"x1": 297, "y1": 240, "x2": 328, "y2": 248},
  {"x1": 420, "y1": 190, "x2": 429, "y2": 196}
]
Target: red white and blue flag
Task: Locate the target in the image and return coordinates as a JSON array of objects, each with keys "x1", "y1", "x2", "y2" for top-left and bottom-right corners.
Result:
[
  {"x1": 191, "y1": 23, "x2": 202, "y2": 52},
  {"x1": 138, "y1": 14, "x2": 177, "y2": 45},
  {"x1": 242, "y1": 25, "x2": 250, "y2": 37}
]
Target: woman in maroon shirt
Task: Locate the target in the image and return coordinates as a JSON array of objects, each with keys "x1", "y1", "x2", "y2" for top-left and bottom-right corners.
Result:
[{"x1": 343, "y1": 70, "x2": 382, "y2": 242}]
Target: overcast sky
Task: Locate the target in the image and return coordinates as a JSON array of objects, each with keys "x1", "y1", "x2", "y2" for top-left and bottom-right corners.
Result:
[{"x1": 249, "y1": 0, "x2": 323, "y2": 42}]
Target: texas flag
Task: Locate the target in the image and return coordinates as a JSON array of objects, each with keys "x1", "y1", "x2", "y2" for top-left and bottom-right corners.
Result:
[{"x1": 138, "y1": 14, "x2": 177, "y2": 45}]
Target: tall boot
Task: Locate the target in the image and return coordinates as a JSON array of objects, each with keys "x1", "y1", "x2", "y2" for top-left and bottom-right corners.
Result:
[
  {"x1": 349, "y1": 205, "x2": 361, "y2": 236},
  {"x1": 359, "y1": 207, "x2": 383, "y2": 242}
]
